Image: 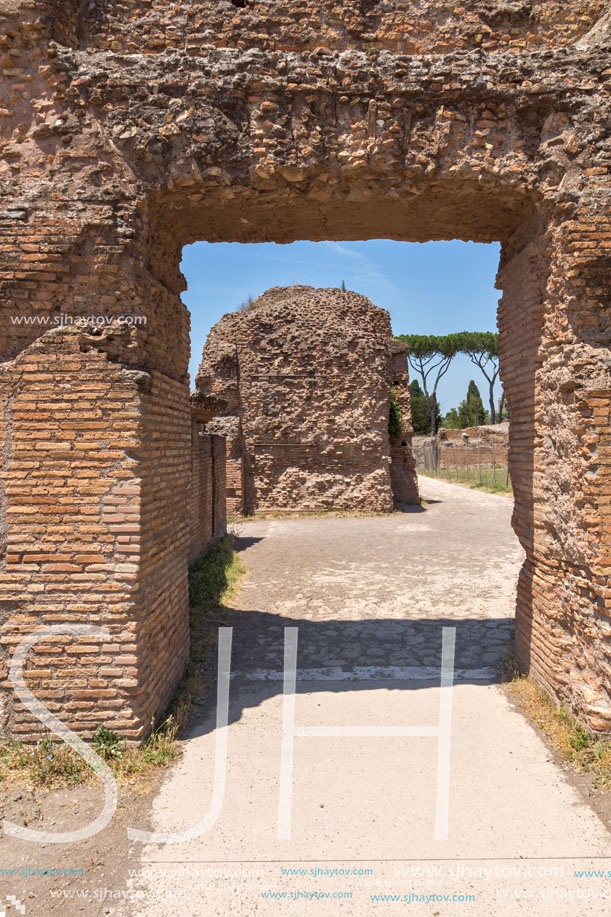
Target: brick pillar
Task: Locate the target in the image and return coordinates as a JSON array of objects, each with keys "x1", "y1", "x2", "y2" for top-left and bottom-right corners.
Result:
[
  {"x1": 500, "y1": 216, "x2": 611, "y2": 734},
  {"x1": 0, "y1": 205, "x2": 193, "y2": 740},
  {"x1": 187, "y1": 426, "x2": 227, "y2": 565},
  {"x1": 0, "y1": 325, "x2": 149, "y2": 738}
]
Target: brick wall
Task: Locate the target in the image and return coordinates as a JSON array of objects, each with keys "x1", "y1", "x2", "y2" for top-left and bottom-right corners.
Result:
[
  {"x1": 201, "y1": 415, "x2": 244, "y2": 516},
  {"x1": 505, "y1": 222, "x2": 611, "y2": 734},
  {"x1": 0, "y1": 325, "x2": 150, "y2": 739},
  {"x1": 388, "y1": 340, "x2": 419, "y2": 505},
  {"x1": 226, "y1": 457, "x2": 244, "y2": 516},
  {"x1": 188, "y1": 423, "x2": 227, "y2": 565}
]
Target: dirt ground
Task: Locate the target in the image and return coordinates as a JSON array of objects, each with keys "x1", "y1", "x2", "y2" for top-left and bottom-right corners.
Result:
[{"x1": 1, "y1": 476, "x2": 610, "y2": 916}]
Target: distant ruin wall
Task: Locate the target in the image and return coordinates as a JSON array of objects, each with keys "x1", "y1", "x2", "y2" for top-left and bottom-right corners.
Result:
[
  {"x1": 412, "y1": 437, "x2": 437, "y2": 468},
  {"x1": 198, "y1": 287, "x2": 419, "y2": 514},
  {"x1": 438, "y1": 424, "x2": 509, "y2": 468}
]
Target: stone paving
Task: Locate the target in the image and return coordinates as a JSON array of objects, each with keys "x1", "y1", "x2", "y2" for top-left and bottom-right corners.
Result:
[{"x1": 226, "y1": 476, "x2": 522, "y2": 688}]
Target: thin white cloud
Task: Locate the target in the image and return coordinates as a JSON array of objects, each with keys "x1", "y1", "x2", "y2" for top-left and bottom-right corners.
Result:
[
  {"x1": 323, "y1": 242, "x2": 400, "y2": 296},
  {"x1": 323, "y1": 242, "x2": 364, "y2": 260},
  {"x1": 183, "y1": 240, "x2": 400, "y2": 301}
]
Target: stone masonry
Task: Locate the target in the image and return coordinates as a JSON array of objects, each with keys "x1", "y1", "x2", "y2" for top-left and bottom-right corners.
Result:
[
  {"x1": 0, "y1": 1, "x2": 609, "y2": 738},
  {"x1": 197, "y1": 286, "x2": 419, "y2": 515}
]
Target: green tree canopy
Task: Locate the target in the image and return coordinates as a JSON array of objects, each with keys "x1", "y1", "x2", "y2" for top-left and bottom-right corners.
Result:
[
  {"x1": 410, "y1": 379, "x2": 440, "y2": 435},
  {"x1": 397, "y1": 334, "x2": 462, "y2": 435},
  {"x1": 397, "y1": 331, "x2": 505, "y2": 430},
  {"x1": 458, "y1": 379, "x2": 486, "y2": 428},
  {"x1": 409, "y1": 378, "x2": 423, "y2": 397},
  {"x1": 442, "y1": 407, "x2": 461, "y2": 429},
  {"x1": 454, "y1": 331, "x2": 502, "y2": 424}
]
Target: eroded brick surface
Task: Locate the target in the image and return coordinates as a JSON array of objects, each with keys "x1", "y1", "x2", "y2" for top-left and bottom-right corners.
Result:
[
  {"x1": 197, "y1": 286, "x2": 419, "y2": 514},
  {"x1": 0, "y1": 0, "x2": 609, "y2": 736}
]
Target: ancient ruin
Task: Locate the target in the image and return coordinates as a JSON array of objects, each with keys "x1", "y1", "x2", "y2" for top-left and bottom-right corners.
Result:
[
  {"x1": 0, "y1": 1, "x2": 610, "y2": 739},
  {"x1": 413, "y1": 423, "x2": 509, "y2": 469},
  {"x1": 197, "y1": 286, "x2": 418, "y2": 515}
]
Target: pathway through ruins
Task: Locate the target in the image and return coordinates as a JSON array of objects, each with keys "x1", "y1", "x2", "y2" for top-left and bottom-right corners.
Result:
[{"x1": 111, "y1": 477, "x2": 611, "y2": 915}]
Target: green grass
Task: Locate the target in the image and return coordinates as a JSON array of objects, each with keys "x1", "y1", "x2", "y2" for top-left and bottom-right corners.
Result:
[
  {"x1": 418, "y1": 463, "x2": 512, "y2": 495},
  {"x1": 188, "y1": 533, "x2": 245, "y2": 607},
  {"x1": 171, "y1": 534, "x2": 245, "y2": 731},
  {"x1": 0, "y1": 534, "x2": 245, "y2": 789},
  {"x1": 501, "y1": 645, "x2": 611, "y2": 789}
]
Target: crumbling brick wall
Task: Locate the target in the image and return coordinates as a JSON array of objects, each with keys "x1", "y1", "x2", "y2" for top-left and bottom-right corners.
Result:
[
  {"x1": 197, "y1": 287, "x2": 418, "y2": 514},
  {"x1": 0, "y1": 0, "x2": 609, "y2": 737},
  {"x1": 388, "y1": 339, "x2": 419, "y2": 505}
]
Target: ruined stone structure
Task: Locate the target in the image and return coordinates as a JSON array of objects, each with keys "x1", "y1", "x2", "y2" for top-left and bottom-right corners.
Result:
[
  {"x1": 197, "y1": 286, "x2": 418, "y2": 514},
  {"x1": 0, "y1": 1, "x2": 610, "y2": 738}
]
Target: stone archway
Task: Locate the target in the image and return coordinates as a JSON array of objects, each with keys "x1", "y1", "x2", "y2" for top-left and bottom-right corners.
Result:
[{"x1": 0, "y1": 0, "x2": 609, "y2": 740}]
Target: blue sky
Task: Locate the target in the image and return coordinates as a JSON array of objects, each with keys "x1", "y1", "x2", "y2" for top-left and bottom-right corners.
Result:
[{"x1": 181, "y1": 239, "x2": 502, "y2": 415}]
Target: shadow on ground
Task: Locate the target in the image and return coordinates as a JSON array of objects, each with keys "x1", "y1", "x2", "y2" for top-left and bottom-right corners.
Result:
[{"x1": 189, "y1": 605, "x2": 513, "y2": 739}]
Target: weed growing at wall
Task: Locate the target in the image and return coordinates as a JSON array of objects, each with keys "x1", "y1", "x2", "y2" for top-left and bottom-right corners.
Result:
[
  {"x1": 388, "y1": 389, "x2": 403, "y2": 439},
  {"x1": 188, "y1": 533, "x2": 245, "y2": 607},
  {"x1": 0, "y1": 720, "x2": 180, "y2": 788},
  {"x1": 501, "y1": 648, "x2": 611, "y2": 789},
  {"x1": 169, "y1": 534, "x2": 246, "y2": 731}
]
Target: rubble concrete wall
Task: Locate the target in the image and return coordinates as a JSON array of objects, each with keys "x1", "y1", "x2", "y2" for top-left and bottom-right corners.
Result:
[
  {"x1": 81, "y1": 1, "x2": 605, "y2": 57},
  {"x1": 198, "y1": 286, "x2": 419, "y2": 514}
]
